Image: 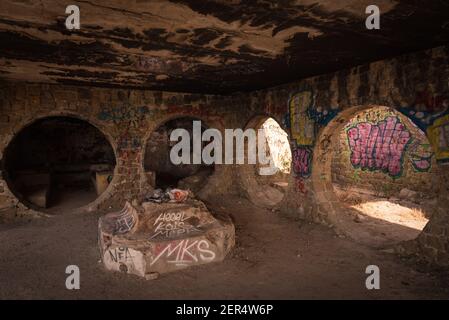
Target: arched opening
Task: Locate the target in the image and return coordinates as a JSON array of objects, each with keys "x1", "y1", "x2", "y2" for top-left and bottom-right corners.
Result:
[
  {"x1": 3, "y1": 117, "x2": 116, "y2": 213},
  {"x1": 313, "y1": 106, "x2": 438, "y2": 247},
  {"x1": 240, "y1": 116, "x2": 292, "y2": 208},
  {"x1": 144, "y1": 117, "x2": 214, "y2": 193}
]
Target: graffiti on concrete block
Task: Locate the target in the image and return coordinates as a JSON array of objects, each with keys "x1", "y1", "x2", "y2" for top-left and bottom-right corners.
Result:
[
  {"x1": 113, "y1": 202, "x2": 137, "y2": 234},
  {"x1": 108, "y1": 247, "x2": 133, "y2": 264},
  {"x1": 289, "y1": 91, "x2": 315, "y2": 146},
  {"x1": 104, "y1": 246, "x2": 145, "y2": 275},
  {"x1": 151, "y1": 239, "x2": 216, "y2": 267},
  {"x1": 427, "y1": 114, "x2": 449, "y2": 163},
  {"x1": 150, "y1": 211, "x2": 201, "y2": 240},
  {"x1": 292, "y1": 146, "x2": 312, "y2": 178},
  {"x1": 346, "y1": 116, "x2": 411, "y2": 177}
]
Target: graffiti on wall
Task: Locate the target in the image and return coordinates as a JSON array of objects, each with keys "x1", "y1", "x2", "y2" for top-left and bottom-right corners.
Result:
[
  {"x1": 117, "y1": 131, "x2": 141, "y2": 151},
  {"x1": 292, "y1": 146, "x2": 312, "y2": 178},
  {"x1": 399, "y1": 90, "x2": 449, "y2": 129},
  {"x1": 346, "y1": 116, "x2": 412, "y2": 177},
  {"x1": 308, "y1": 106, "x2": 340, "y2": 126},
  {"x1": 286, "y1": 90, "x2": 340, "y2": 181},
  {"x1": 398, "y1": 89, "x2": 449, "y2": 163},
  {"x1": 408, "y1": 138, "x2": 433, "y2": 172},
  {"x1": 97, "y1": 105, "x2": 154, "y2": 128},
  {"x1": 289, "y1": 91, "x2": 315, "y2": 146},
  {"x1": 427, "y1": 114, "x2": 449, "y2": 163}
]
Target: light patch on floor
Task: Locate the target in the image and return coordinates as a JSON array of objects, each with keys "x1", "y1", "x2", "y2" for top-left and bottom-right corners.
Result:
[{"x1": 351, "y1": 200, "x2": 429, "y2": 231}]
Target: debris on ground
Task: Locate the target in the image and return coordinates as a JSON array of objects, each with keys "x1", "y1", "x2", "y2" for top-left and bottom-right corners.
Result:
[{"x1": 145, "y1": 188, "x2": 192, "y2": 203}]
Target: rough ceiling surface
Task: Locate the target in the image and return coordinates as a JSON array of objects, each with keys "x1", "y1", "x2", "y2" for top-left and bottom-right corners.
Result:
[{"x1": 0, "y1": 0, "x2": 449, "y2": 94}]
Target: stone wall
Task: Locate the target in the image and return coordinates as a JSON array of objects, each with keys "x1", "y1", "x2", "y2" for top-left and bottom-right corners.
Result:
[
  {"x1": 236, "y1": 45, "x2": 449, "y2": 266},
  {"x1": 0, "y1": 84, "x2": 248, "y2": 216},
  {"x1": 1, "y1": 45, "x2": 448, "y2": 266}
]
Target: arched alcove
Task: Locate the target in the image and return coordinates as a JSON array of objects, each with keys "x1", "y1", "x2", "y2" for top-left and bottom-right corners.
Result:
[
  {"x1": 312, "y1": 106, "x2": 439, "y2": 247},
  {"x1": 3, "y1": 116, "x2": 116, "y2": 213},
  {"x1": 239, "y1": 115, "x2": 292, "y2": 208},
  {"x1": 143, "y1": 117, "x2": 215, "y2": 193}
]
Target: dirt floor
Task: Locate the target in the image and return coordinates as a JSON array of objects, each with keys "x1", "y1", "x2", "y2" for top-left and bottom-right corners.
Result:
[{"x1": 0, "y1": 195, "x2": 448, "y2": 299}]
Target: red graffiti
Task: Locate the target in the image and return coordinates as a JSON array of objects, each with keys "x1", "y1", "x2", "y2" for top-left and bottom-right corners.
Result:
[
  {"x1": 292, "y1": 147, "x2": 312, "y2": 178},
  {"x1": 347, "y1": 116, "x2": 411, "y2": 177},
  {"x1": 295, "y1": 178, "x2": 307, "y2": 195}
]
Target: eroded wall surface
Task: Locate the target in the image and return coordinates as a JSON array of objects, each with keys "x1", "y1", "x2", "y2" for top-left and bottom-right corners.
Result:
[
  {"x1": 0, "y1": 85, "x2": 247, "y2": 216},
  {"x1": 236, "y1": 45, "x2": 449, "y2": 266},
  {"x1": 1, "y1": 45, "x2": 448, "y2": 266}
]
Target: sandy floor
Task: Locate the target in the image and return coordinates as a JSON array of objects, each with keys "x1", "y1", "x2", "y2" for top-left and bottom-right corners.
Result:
[
  {"x1": 47, "y1": 186, "x2": 98, "y2": 213},
  {"x1": 0, "y1": 195, "x2": 448, "y2": 299},
  {"x1": 352, "y1": 200, "x2": 428, "y2": 233}
]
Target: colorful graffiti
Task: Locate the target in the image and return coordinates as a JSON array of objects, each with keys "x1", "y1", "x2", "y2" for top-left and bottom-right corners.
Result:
[
  {"x1": 292, "y1": 146, "x2": 312, "y2": 178},
  {"x1": 399, "y1": 90, "x2": 449, "y2": 129},
  {"x1": 117, "y1": 132, "x2": 140, "y2": 151},
  {"x1": 427, "y1": 114, "x2": 449, "y2": 162},
  {"x1": 97, "y1": 105, "x2": 153, "y2": 127},
  {"x1": 408, "y1": 138, "x2": 433, "y2": 172},
  {"x1": 289, "y1": 91, "x2": 315, "y2": 146},
  {"x1": 308, "y1": 106, "x2": 339, "y2": 126},
  {"x1": 346, "y1": 116, "x2": 411, "y2": 177}
]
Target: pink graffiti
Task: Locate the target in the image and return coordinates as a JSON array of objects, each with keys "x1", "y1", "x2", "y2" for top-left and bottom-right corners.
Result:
[
  {"x1": 293, "y1": 147, "x2": 312, "y2": 178},
  {"x1": 347, "y1": 116, "x2": 411, "y2": 177}
]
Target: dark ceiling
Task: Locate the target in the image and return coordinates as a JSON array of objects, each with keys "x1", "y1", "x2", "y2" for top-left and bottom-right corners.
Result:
[{"x1": 0, "y1": 0, "x2": 449, "y2": 94}]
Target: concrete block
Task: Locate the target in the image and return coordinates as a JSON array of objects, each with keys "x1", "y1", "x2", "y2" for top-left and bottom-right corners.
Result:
[{"x1": 99, "y1": 200, "x2": 235, "y2": 278}]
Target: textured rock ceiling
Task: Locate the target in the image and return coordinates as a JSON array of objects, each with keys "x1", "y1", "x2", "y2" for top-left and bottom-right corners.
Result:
[{"x1": 0, "y1": 0, "x2": 448, "y2": 94}]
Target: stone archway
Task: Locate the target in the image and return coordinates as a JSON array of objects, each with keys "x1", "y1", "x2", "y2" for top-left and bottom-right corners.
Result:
[
  {"x1": 238, "y1": 115, "x2": 292, "y2": 208},
  {"x1": 2, "y1": 116, "x2": 117, "y2": 213},
  {"x1": 312, "y1": 105, "x2": 440, "y2": 247},
  {"x1": 143, "y1": 116, "x2": 215, "y2": 194}
]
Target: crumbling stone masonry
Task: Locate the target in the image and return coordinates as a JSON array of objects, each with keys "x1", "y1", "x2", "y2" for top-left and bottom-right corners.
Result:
[{"x1": 1, "y1": 45, "x2": 449, "y2": 267}]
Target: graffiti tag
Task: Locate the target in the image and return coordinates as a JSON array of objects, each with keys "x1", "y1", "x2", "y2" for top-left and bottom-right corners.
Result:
[
  {"x1": 347, "y1": 116, "x2": 411, "y2": 177},
  {"x1": 150, "y1": 239, "x2": 216, "y2": 267}
]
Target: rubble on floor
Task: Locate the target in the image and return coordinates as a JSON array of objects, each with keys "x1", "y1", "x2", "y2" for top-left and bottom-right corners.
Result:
[
  {"x1": 98, "y1": 193, "x2": 235, "y2": 279},
  {"x1": 144, "y1": 187, "x2": 191, "y2": 204}
]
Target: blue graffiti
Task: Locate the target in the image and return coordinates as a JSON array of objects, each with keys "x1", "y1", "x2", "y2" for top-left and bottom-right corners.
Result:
[
  {"x1": 399, "y1": 107, "x2": 449, "y2": 131},
  {"x1": 308, "y1": 107, "x2": 339, "y2": 126},
  {"x1": 97, "y1": 105, "x2": 153, "y2": 122}
]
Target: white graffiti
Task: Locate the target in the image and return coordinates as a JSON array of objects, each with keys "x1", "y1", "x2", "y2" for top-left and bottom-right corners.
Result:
[
  {"x1": 150, "y1": 239, "x2": 216, "y2": 267},
  {"x1": 104, "y1": 246, "x2": 145, "y2": 276},
  {"x1": 108, "y1": 247, "x2": 133, "y2": 264},
  {"x1": 150, "y1": 211, "x2": 200, "y2": 239},
  {"x1": 114, "y1": 202, "x2": 137, "y2": 234}
]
